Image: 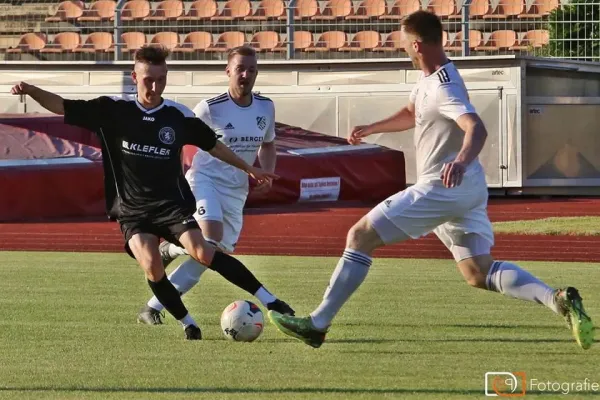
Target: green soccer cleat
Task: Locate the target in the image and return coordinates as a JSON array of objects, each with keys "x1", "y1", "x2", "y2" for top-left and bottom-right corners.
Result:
[
  {"x1": 268, "y1": 311, "x2": 327, "y2": 348},
  {"x1": 555, "y1": 287, "x2": 594, "y2": 350}
]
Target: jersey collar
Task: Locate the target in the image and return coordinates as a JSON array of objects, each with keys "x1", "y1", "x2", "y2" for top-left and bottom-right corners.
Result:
[
  {"x1": 135, "y1": 96, "x2": 166, "y2": 114},
  {"x1": 228, "y1": 91, "x2": 253, "y2": 109}
]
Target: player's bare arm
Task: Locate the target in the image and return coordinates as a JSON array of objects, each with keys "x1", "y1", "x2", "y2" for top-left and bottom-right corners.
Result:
[
  {"x1": 255, "y1": 141, "x2": 277, "y2": 193},
  {"x1": 348, "y1": 102, "x2": 416, "y2": 145},
  {"x1": 441, "y1": 113, "x2": 487, "y2": 188},
  {"x1": 10, "y1": 82, "x2": 65, "y2": 115},
  {"x1": 208, "y1": 140, "x2": 279, "y2": 183}
]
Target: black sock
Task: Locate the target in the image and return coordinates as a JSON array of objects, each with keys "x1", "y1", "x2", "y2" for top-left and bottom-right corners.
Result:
[
  {"x1": 209, "y1": 252, "x2": 262, "y2": 295},
  {"x1": 147, "y1": 274, "x2": 188, "y2": 320}
]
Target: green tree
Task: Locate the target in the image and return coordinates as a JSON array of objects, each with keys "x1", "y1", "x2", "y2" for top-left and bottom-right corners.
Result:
[{"x1": 547, "y1": 0, "x2": 600, "y2": 61}]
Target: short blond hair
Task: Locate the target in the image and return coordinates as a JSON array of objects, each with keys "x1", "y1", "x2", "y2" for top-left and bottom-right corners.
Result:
[{"x1": 227, "y1": 46, "x2": 256, "y2": 64}]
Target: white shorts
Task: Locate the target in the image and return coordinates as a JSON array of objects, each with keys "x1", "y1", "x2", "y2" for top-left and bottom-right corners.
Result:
[
  {"x1": 367, "y1": 172, "x2": 494, "y2": 261},
  {"x1": 188, "y1": 176, "x2": 247, "y2": 253}
]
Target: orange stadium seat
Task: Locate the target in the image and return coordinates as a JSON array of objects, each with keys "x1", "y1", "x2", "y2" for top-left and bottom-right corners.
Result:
[
  {"x1": 177, "y1": 0, "x2": 218, "y2": 20},
  {"x1": 509, "y1": 29, "x2": 549, "y2": 49},
  {"x1": 78, "y1": 0, "x2": 116, "y2": 22},
  {"x1": 6, "y1": 33, "x2": 47, "y2": 53},
  {"x1": 115, "y1": 0, "x2": 150, "y2": 20},
  {"x1": 484, "y1": 0, "x2": 523, "y2": 18},
  {"x1": 339, "y1": 30, "x2": 381, "y2": 51},
  {"x1": 249, "y1": 31, "x2": 281, "y2": 51},
  {"x1": 150, "y1": 32, "x2": 180, "y2": 50},
  {"x1": 273, "y1": 31, "x2": 314, "y2": 51},
  {"x1": 277, "y1": 0, "x2": 319, "y2": 19},
  {"x1": 74, "y1": 32, "x2": 114, "y2": 53},
  {"x1": 106, "y1": 31, "x2": 147, "y2": 53},
  {"x1": 519, "y1": 0, "x2": 559, "y2": 18},
  {"x1": 475, "y1": 30, "x2": 517, "y2": 51},
  {"x1": 346, "y1": 0, "x2": 387, "y2": 20},
  {"x1": 379, "y1": 0, "x2": 420, "y2": 20},
  {"x1": 144, "y1": 0, "x2": 184, "y2": 20},
  {"x1": 305, "y1": 31, "x2": 348, "y2": 51},
  {"x1": 45, "y1": 1, "x2": 84, "y2": 22},
  {"x1": 211, "y1": 0, "x2": 252, "y2": 20},
  {"x1": 39, "y1": 32, "x2": 81, "y2": 53},
  {"x1": 469, "y1": 0, "x2": 490, "y2": 18},
  {"x1": 445, "y1": 30, "x2": 482, "y2": 51},
  {"x1": 311, "y1": 0, "x2": 352, "y2": 20},
  {"x1": 173, "y1": 31, "x2": 213, "y2": 53},
  {"x1": 429, "y1": 0, "x2": 460, "y2": 19},
  {"x1": 372, "y1": 30, "x2": 405, "y2": 51},
  {"x1": 245, "y1": 0, "x2": 285, "y2": 20},
  {"x1": 207, "y1": 31, "x2": 246, "y2": 52}
]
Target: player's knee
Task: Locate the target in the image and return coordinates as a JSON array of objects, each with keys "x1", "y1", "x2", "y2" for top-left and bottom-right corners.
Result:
[
  {"x1": 457, "y1": 257, "x2": 490, "y2": 289},
  {"x1": 142, "y1": 258, "x2": 166, "y2": 282},
  {"x1": 346, "y1": 219, "x2": 380, "y2": 254},
  {"x1": 188, "y1": 244, "x2": 215, "y2": 267}
]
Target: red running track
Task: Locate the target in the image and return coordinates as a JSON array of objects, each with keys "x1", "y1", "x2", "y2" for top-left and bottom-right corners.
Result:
[{"x1": 1, "y1": 197, "x2": 600, "y2": 262}]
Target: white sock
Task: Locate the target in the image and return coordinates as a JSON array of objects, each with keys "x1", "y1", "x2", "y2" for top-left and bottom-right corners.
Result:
[
  {"x1": 486, "y1": 261, "x2": 559, "y2": 314},
  {"x1": 254, "y1": 286, "x2": 277, "y2": 307},
  {"x1": 167, "y1": 243, "x2": 189, "y2": 258},
  {"x1": 180, "y1": 313, "x2": 197, "y2": 328},
  {"x1": 310, "y1": 248, "x2": 372, "y2": 330},
  {"x1": 147, "y1": 258, "x2": 208, "y2": 312}
]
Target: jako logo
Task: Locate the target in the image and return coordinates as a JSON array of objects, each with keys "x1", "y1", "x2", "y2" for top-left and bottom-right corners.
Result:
[
  {"x1": 492, "y1": 70, "x2": 505, "y2": 76},
  {"x1": 143, "y1": 116, "x2": 155, "y2": 122},
  {"x1": 485, "y1": 372, "x2": 527, "y2": 397}
]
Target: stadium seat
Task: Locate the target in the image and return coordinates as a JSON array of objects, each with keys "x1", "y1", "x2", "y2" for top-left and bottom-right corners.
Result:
[
  {"x1": 469, "y1": 0, "x2": 490, "y2": 18},
  {"x1": 475, "y1": 30, "x2": 517, "y2": 51},
  {"x1": 345, "y1": 0, "x2": 386, "y2": 20},
  {"x1": 483, "y1": 0, "x2": 523, "y2": 18},
  {"x1": 249, "y1": 31, "x2": 281, "y2": 51},
  {"x1": 150, "y1": 32, "x2": 180, "y2": 50},
  {"x1": 106, "y1": 31, "x2": 147, "y2": 53},
  {"x1": 45, "y1": 1, "x2": 84, "y2": 22},
  {"x1": 173, "y1": 31, "x2": 213, "y2": 52},
  {"x1": 518, "y1": 0, "x2": 559, "y2": 18},
  {"x1": 339, "y1": 30, "x2": 381, "y2": 51},
  {"x1": 211, "y1": 0, "x2": 252, "y2": 20},
  {"x1": 177, "y1": 0, "x2": 218, "y2": 20},
  {"x1": 74, "y1": 32, "x2": 114, "y2": 52},
  {"x1": 39, "y1": 32, "x2": 81, "y2": 53},
  {"x1": 6, "y1": 33, "x2": 47, "y2": 53},
  {"x1": 379, "y1": 0, "x2": 420, "y2": 20},
  {"x1": 305, "y1": 31, "x2": 348, "y2": 51},
  {"x1": 77, "y1": 0, "x2": 116, "y2": 22},
  {"x1": 207, "y1": 31, "x2": 246, "y2": 52},
  {"x1": 273, "y1": 31, "x2": 313, "y2": 51},
  {"x1": 509, "y1": 29, "x2": 549, "y2": 49},
  {"x1": 114, "y1": 0, "x2": 150, "y2": 20},
  {"x1": 277, "y1": 0, "x2": 319, "y2": 19},
  {"x1": 428, "y1": 0, "x2": 460, "y2": 19},
  {"x1": 445, "y1": 29, "x2": 482, "y2": 51},
  {"x1": 144, "y1": 0, "x2": 184, "y2": 20},
  {"x1": 245, "y1": 0, "x2": 285, "y2": 20},
  {"x1": 311, "y1": 0, "x2": 352, "y2": 20},
  {"x1": 372, "y1": 30, "x2": 405, "y2": 51}
]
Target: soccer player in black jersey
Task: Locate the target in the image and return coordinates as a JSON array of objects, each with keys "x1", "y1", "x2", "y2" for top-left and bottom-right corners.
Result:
[{"x1": 10, "y1": 45, "x2": 294, "y2": 340}]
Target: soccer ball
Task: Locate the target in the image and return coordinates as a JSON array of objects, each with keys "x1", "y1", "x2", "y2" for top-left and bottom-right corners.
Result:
[{"x1": 220, "y1": 300, "x2": 264, "y2": 342}]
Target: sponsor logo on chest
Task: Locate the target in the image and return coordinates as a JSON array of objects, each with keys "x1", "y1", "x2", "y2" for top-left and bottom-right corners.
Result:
[{"x1": 122, "y1": 140, "x2": 171, "y2": 156}]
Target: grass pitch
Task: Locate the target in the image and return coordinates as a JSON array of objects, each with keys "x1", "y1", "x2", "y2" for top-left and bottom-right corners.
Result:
[
  {"x1": 0, "y1": 252, "x2": 597, "y2": 399},
  {"x1": 493, "y1": 216, "x2": 600, "y2": 236}
]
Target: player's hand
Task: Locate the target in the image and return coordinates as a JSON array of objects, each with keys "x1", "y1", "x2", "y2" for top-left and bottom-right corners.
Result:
[
  {"x1": 253, "y1": 178, "x2": 273, "y2": 194},
  {"x1": 348, "y1": 125, "x2": 373, "y2": 145},
  {"x1": 10, "y1": 81, "x2": 33, "y2": 96},
  {"x1": 441, "y1": 161, "x2": 466, "y2": 188},
  {"x1": 247, "y1": 166, "x2": 279, "y2": 183}
]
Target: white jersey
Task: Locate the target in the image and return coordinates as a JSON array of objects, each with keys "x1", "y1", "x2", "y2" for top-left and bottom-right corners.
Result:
[
  {"x1": 187, "y1": 92, "x2": 276, "y2": 191},
  {"x1": 409, "y1": 62, "x2": 483, "y2": 182}
]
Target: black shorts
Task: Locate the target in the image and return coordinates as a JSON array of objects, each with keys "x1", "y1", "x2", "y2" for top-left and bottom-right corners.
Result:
[{"x1": 119, "y1": 211, "x2": 199, "y2": 259}]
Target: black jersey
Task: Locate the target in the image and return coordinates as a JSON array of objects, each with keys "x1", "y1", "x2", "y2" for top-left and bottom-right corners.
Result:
[{"x1": 63, "y1": 95, "x2": 217, "y2": 220}]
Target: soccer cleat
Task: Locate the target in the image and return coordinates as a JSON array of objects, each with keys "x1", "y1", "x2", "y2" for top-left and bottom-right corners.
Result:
[
  {"x1": 268, "y1": 311, "x2": 327, "y2": 348},
  {"x1": 266, "y1": 299, "x2": 296, "y2": 316},
  {"x1": 184, "y1": 325, "x2": 202, "y2": 340},
  {"x1": 137, "y1": 305, "x2": 164, "y2": 325},
  {"x1": 555, "y1": 287, "x2": 594, "y2": 350},
  {"x1": 159, "y1": 240, "x2": 176, "y2": 268}
]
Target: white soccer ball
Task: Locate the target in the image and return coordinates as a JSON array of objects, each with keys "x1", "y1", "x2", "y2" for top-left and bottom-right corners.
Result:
[{"x1": 220, "y1": 300, "x2": 264, "y2": 342}]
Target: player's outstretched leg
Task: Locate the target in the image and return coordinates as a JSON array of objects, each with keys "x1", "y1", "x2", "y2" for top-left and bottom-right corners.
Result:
[
  {"x1": 269, "y1": 215, "x2": 383, "y2": 348},
  {"x1": 459, "y1": 255, "x2": 594, "y2": 350}
]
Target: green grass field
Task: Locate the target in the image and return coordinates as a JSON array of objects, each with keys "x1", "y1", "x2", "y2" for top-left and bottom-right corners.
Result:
[
  {"x1": 0, "y1": 252, "x2": 598, "y2": 399},
  {"x1": 493, "y1": 217, "x2": 600, "y2": 236}
]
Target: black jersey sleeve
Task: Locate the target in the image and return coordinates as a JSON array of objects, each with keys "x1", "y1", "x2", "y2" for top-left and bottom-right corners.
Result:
[
  {"x1": 63, "y1": 96, "x2": 116, "y2": 132},
  {"x1": 183, "y1": 117, "x2": 218, "y2": 151}
]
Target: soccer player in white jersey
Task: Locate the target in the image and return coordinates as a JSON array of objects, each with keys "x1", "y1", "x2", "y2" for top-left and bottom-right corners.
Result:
[
  {"x1": 268, "y1": 11, "x2": 594, "y2": 350},
  {"x1": 138, "y1": 45, "x2": 294, "y2": 325}
]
